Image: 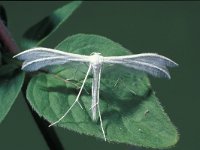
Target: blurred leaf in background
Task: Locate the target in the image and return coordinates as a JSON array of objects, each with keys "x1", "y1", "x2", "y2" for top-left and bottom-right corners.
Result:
[
  {"x1": 0, "y1": 71, "x2": 24, "y2": 123},
  {"x1": 21, "y1": 1, "x2": 82, "y2": 49},
  {"x1": 0, "y1": 5, "x2": 7, "y2": 26},
  {"x1": 0, "y1": 5, "x2": 25, "y2": 124}
]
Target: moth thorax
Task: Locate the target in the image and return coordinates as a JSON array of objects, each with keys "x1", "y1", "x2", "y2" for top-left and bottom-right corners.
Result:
[{"x1": 90, "y1": 53, "x2": 103, "y2": 66}]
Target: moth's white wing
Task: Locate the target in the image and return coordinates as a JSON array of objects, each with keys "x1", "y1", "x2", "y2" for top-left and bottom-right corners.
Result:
[
  {"x1": 13, "y1": 47, "x2": 90, "y2": 71},
  {"x1": 103, "y1": 53, "x2": 178, "y2": 79},
  {"x1": 20, "y1": 56, "x2": 69, "y2": 71}
]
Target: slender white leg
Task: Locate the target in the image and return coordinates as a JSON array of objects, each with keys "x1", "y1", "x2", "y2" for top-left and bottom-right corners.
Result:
[
  {"x1": 113, "y1": 77, "x2": 120, "y2": 87},
  {"x1": 89, "y1": 102, "x2": 99, "y2": 110},
  {"x1": 49, "y1": 64, "x2": 92, "y2": 127},
  {"x1": 97, "y1": 103, "x2": 106, "y2": 141},
  {"x1": 51, "y1": 73, "x2": 83, "y2": 109}
]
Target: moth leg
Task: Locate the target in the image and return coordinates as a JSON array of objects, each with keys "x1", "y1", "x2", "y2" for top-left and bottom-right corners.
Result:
[
  {"x1": 122, "y1": 80, "x2": 137, "y2": 95},
  {"x1": 114, "y1": 77, "x2": 137, "y2": 95},
  {"x1": 50, "y1": 73, "x2": 84, "y2": 109},
  {"x1": 97, "y1": 103, "x2": 106, "y2": 141},
  {"x1": 49, "y1": 64, "x2": 92, "y2": 127},
  {"x1": 89, "y1": 102, "x2": 99, "y2": 110},
  {"x1": 113, "y1": 77, "x2": 121, "y2": 87}
]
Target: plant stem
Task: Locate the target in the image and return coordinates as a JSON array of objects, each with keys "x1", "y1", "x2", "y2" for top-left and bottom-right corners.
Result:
[
  {"x1": 0, "y1": 19, "x2": 19, "y2": 54},
  {"x1": 0, "y1": 18, "x2": 64, "y2": 149},
  {"x1": 22, "y1": 78, "x2": 64, "y2": 150}
]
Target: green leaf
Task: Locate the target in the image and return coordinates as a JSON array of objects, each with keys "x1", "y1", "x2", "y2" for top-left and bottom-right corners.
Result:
[
  {"x1": 21, "y1": 1, "x2": 82, "y2": 49},
  {"x1": 26, "y1": 34, "x2": 178, "y2": 148},
  {"x1": 0, "y1": 63, "x2": 19, "y2": 77},
  {"x1": 0, "y1": 71, "x2": 24, "y2": 123}
]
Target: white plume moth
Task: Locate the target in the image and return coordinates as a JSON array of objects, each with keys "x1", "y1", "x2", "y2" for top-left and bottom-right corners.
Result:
[{"x1": 14, "y1": 47, "x2": 178, "y2": 141}]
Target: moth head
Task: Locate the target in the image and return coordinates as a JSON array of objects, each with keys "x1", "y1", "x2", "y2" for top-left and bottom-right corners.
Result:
[{"x1": 90, "y1": 52, "x2": 103, "y2": 65}]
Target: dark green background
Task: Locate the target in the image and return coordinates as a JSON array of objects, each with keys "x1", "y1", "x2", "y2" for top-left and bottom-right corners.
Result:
[{"x1": 0, "y1": 1, "x2": 199, "y2": 150}]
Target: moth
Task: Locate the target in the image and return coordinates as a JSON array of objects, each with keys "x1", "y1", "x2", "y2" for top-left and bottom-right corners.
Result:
[{"x1": 14, "y1": 47, "x2": 178, "y2": 141}]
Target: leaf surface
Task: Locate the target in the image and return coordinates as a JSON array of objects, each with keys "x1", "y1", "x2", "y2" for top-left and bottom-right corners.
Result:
[
  {"x1": 27, "y1": 34, "x2": 178, "y2": 148},
  {"x1": 0, "y1": 71, "x2": 24, "y2": 123}
]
